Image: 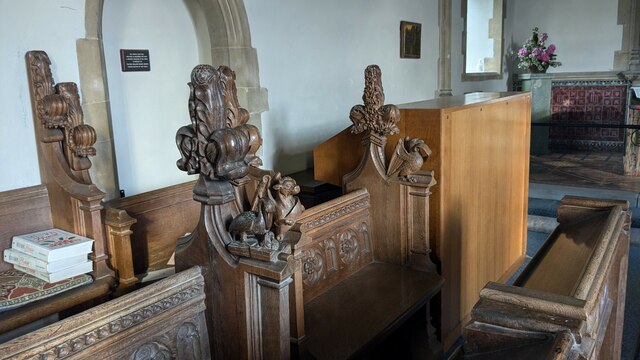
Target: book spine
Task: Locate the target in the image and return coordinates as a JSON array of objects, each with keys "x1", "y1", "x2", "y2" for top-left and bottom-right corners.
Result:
[
  {"x1": 13, "y1": 264, "x2": 50, "y2": 282},
  {"x1": 3, "y1": 250, "x2": 47, "y2": 272},
  {"x1": 12, "y1": 237, "x2": 50, "y2": 261}
]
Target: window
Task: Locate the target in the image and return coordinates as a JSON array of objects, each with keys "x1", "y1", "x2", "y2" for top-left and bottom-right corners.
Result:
[{"x1": 462, "y1": 0, "x2": 504, "y2": 80}]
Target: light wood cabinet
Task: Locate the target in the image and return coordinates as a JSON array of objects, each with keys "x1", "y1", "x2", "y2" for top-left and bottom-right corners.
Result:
[{"x1": 314, "y1": 92, "x2": 532, "y2": 348}]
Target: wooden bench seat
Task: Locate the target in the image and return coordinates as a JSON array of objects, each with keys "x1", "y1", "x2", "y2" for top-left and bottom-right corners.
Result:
[
  {"x1": 304, "y1": 262, "x2": 442, "y2": 359},
  {"x1": 463, "y1": 196, "x2": 630, "y2": 359}
]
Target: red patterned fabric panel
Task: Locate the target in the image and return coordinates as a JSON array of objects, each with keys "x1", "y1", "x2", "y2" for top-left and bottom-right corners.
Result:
[
  {"x1": 550, "y1": 84, "x2": 627, "y2": 152},
  {"x1": 0, "y1": 269, "x2": 93, "y2": 311}
]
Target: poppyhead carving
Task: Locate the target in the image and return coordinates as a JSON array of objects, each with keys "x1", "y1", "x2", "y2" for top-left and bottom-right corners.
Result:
[
  {"x1": 349, "y1": 65, "x2": 400, "y2": 137},
  {"x1": 176, "y1": 65, "x2": 262, "y2": 181}
]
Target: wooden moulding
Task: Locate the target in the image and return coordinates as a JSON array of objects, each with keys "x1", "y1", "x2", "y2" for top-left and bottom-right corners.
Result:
[
  {"x1": 464, "y1": 196, "x2": 630, "y2": 359},
  {"x1": 0, "y1": 266, "x2": 210, "y2": 359}
]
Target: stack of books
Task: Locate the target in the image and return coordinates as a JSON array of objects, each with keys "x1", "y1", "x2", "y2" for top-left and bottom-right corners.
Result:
[{"x1": 3, "y1": 229, "x2": 94, "y2": 283}]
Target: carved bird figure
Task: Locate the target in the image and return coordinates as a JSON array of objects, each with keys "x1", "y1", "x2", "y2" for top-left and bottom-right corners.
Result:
[
  {"x1": 386, "y1": 137, "x2": 432, "y2": 182},
  {"x1": 229, "y1": 200, "x2": 267, "y2": 243}
]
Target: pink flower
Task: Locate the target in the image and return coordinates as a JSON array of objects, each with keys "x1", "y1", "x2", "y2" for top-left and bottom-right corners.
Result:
[
  {"x1": 540, "y1": 33, "x2": 548, "y2": 42},
  {"x1": 518, "y1": 48, "x2": 529, "y2": 57},
  {"x1": 531, "y1": 47, "x2": 542, "y2": 57}
]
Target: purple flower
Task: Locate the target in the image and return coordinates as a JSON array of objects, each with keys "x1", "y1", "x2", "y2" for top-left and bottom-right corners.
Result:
[
  {"x1": 518, "y1": 48, "x2": 529, "y2": 57},
  {"x1": 531, "y1": 47, "x2": 542, "y2": 57},
  {"x1": 540, "y1": 33, "x2": 548, "y2": 42},
  {"x1": 538, "y1": 52, "x2": 550, "y2": 62},
  {"x1": 547, "y1": 44, "x2": 556, "y2": 54}
]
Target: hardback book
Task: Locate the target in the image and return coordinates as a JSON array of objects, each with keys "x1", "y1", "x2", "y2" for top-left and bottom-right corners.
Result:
[
  {"x1": 4, "y1": 248, "x2": 88, "y2": 273},
  {"x1": 13, "y1": 260, "x2": 93, "y2": 283},
  {"x1": 11, "y1": 228, "x2": 94, "y2": 262}
]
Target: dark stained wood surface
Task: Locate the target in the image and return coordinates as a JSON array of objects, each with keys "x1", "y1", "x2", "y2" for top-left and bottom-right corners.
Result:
[{"x1": 304, "y1": 262, "x2": 443, "y2": 360}]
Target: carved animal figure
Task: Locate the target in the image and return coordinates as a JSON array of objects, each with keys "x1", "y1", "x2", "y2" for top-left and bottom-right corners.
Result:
[
  {"x1": 386, "y1": 137, "x2": 432, "y2": 182},
  {"x1": 229, "y1": 200, "x2": 267, "y2": 243},
  {"x1": 273, "y1": 176, "x2": 304, "y2": 238}
]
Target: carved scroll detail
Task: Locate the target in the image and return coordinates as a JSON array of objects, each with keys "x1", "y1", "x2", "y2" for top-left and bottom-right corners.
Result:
[
  {"x1": 26, "y1": 51, "x2": 97, "y2": 171},
  {"x1": 349, "y1": 65, "x2": 400, "y2": 136}
]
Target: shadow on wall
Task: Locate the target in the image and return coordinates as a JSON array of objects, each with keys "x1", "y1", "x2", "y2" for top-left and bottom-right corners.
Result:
[{"x1": 504, "y1": 38, "x2": 522, "y2": 91}]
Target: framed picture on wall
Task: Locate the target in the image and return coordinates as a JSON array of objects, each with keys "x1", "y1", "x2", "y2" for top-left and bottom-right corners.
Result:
[{"x1": 400, "y1": 21, "x2": 421, "y2": 59}]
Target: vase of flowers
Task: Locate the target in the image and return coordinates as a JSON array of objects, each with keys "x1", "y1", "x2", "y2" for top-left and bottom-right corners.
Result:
[{"x1": 517, "y1": 27, "x2": 561, "y2": 73}]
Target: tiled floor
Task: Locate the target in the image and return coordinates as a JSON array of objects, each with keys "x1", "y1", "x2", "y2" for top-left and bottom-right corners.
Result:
[{"x1": 530, "y1": 151, "x2": 640, "y2": 192}]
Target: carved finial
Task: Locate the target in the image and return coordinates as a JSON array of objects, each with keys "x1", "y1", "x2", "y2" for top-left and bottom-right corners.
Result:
[
  {"x1": 349, "y1": 65, "x2": 400, "y2": 136},
  {"x1": 26, "y1": 51, "x2": 97, "y2": 171},
  {"x1": 176, "y1": 65, "x2": 262, "y2": 181}
]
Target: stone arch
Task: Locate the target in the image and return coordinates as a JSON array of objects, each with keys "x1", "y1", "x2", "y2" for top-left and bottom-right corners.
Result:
[{"x1": 77, "y1": 0, "x2": 267, "y2": 199}]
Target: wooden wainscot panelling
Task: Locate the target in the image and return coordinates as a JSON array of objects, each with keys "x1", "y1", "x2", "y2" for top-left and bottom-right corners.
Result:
[
  {"x1": 314, "y1": 91, "x2": 531, "y2": 348},
  {"x1": 463, "y1": 196, "x2": 630, "y2": 359}
]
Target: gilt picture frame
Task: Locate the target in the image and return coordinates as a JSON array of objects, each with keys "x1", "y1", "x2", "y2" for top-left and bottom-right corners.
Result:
[{"x1": 400, "y1": 21, "x2": 421, "y2": 59}]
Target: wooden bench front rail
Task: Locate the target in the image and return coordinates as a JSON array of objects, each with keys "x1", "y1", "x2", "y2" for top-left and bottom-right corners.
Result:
[{"x1": 463, "y1": 196, "x2": 630, "y2": 359}]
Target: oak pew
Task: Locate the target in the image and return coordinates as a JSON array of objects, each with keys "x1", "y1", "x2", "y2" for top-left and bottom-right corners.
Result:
[
  {"x1": 463, "y1": 196, "x2": 630, "y2": 359},
  {"x1": 0, "y1": 266, "x2": 210, "y2": 359},
  {"x1": 287, "y1": 65, "x2": 444, "y2": 359},
  {"x1": 314, "y1": 91, "x2": 532, "y2": 349},
  {"x1": 0, "y1": 51, "x2": 117, "y2": 336}
]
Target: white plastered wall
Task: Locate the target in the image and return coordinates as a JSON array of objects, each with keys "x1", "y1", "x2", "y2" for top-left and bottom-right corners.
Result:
[
  {"x1": 102, "y1": 0, "x2": 201, "y2": 196},
  {"x1": 244, "y1": 0, "x2": 440, "y2": 174},
  {"x1": 0, "y1": 0, "x2": 86, "y2": 192}
]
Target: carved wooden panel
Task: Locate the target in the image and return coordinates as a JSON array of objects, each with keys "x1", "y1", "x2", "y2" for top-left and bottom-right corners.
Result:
[
  {"x1": 0, "y1": 266, "x2": 210, "y2": 359},
  {"x1": 292, "y1": 189, "x2": 373, "y2": 302}
]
